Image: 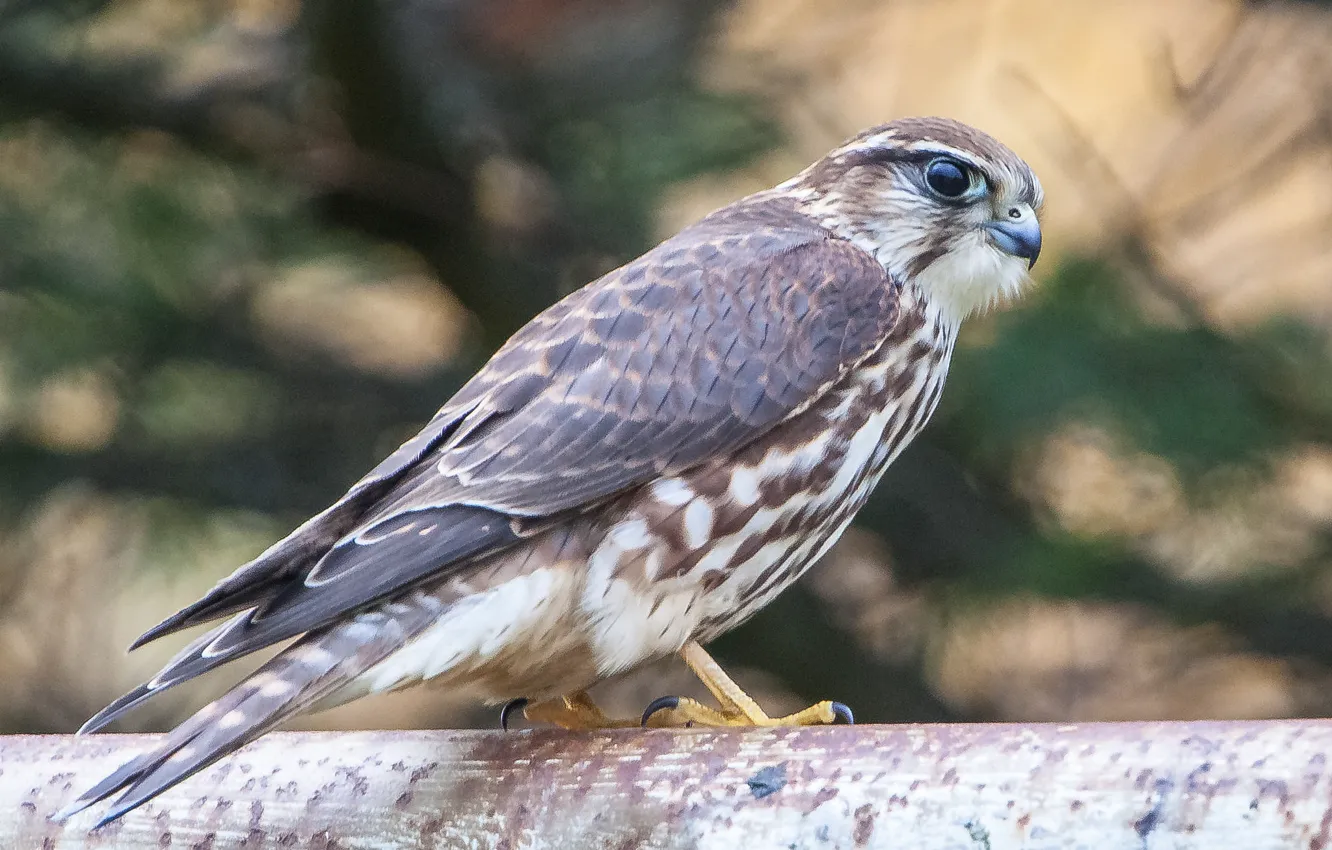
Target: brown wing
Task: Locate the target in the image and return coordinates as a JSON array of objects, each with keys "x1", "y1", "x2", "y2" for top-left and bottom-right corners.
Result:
[{"x1": 82, "y1": 199, "x2": 900, "y2": 733}]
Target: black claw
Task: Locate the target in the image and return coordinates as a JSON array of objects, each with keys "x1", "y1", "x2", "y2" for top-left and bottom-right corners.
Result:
[
  {"x1": 830, "y1": 702, "x2": 854, "y2": 725},
  {"x1": 500, "y1": 698, "x2": 529, "y2": 731},
  {"x1": 641, "y1": 695, "x2": 680, "y2": 727}
]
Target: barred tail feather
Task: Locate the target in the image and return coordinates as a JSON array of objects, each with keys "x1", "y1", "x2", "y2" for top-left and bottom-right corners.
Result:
[
  {"x1": 77, "y1": 611, "x2": 252, "y2": 736},
  {"x1": 57, "y1": 592, "x2": 446, "y2": 828}
]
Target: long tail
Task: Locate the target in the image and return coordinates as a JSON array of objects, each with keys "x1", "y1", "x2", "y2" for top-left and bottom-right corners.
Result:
[{"x1": 57, "y1": 591, "x2": 446, "y2": 828}]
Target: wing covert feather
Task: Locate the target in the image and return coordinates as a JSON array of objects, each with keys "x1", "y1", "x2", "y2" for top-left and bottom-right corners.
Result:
[{"x1": 418, "y1": 226, "x2": 900, "y2": 514}]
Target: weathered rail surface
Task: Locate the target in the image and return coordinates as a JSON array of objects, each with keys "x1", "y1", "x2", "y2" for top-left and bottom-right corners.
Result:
[{"x1": 4, "y1": 721, "x2": 1331, "y2": 848}]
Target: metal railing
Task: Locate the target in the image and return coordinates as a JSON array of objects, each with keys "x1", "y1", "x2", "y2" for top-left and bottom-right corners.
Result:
[{"x1": 5, "y1": 720, "x2": 1331, "y2": 848}]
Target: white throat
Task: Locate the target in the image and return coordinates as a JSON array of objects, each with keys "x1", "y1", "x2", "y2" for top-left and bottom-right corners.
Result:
[
  {"x1": 907, "y1": 231, "x2": 1031, "y2": 327},
  {"x1": 794, "y1": 191, "x2": 1033, "y2": 330}
]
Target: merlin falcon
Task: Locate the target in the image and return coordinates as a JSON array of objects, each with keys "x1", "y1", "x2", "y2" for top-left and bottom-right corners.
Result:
[{"x1": 61, "y1": 116, "x2": 1043, "y2": 826}]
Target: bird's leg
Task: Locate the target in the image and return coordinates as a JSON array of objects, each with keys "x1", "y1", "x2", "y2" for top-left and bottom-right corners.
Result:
[
  {"x1": 642, "y1": 641, "x2": 853, "y2": 727},
  {"x1": 677, "y1": 640, "x2": 770, "y2": 721},
  {"x1": 519, "y1": 691, "x2": 639, "y2": 729}
]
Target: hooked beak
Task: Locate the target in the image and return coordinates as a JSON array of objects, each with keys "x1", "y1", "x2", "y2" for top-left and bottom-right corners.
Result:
[{"x1": 986, "y1": 209, "x2": 1042, "y2": 269}]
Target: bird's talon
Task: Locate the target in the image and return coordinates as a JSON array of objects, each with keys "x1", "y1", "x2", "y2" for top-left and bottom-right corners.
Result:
[
  {"x1": 500, "y1": 697, "x2": 529, "y2": 731},
  {"x1": 830, "y1": 701, "x2": 855, "y2": 725},
  {"x1": 641, "y1": 695, "x2": 680, "y2": 727}
]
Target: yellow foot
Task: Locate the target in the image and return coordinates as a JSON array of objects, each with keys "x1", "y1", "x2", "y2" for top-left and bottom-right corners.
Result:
[
  {"x1": 641, "y1": 641, "x2": 854, "y2": 728},
  {"x1": 503, "y1": 691, "x2": 638, "y2": 730}
]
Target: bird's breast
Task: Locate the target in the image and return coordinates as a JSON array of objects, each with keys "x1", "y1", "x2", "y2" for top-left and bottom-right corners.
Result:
[{"x1": 581, "y1": 300, "x2": 955, "y2": 673}]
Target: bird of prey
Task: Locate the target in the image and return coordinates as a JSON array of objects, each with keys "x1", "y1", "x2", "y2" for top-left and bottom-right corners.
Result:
[{"x1": 60, "y1": 116, "x2": 1043, "y2": 827}]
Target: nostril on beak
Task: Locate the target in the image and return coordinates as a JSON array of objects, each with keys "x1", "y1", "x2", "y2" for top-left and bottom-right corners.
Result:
[{"x1": 986, "y1": 216, "x2": 1042, "y2": 269}]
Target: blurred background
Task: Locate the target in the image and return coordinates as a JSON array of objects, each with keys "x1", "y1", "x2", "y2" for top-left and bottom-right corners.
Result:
[{"x1": 3, "y1": 0, "x2": 1332, "y2": 736}]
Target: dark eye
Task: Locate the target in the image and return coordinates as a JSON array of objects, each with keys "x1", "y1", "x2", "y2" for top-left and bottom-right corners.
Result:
[{"x1": 925, "y1": 158, "x2": 972, "y2": 198}]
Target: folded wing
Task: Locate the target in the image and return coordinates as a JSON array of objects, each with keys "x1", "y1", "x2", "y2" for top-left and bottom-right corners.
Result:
[{"x1": 85, "y1": 199, "x2": 901, "y2": 733}]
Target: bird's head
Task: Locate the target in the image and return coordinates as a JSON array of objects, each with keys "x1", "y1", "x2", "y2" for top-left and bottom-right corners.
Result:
[{"x1": 789, "y1": 117, "x2": 1044, "y2": 326}]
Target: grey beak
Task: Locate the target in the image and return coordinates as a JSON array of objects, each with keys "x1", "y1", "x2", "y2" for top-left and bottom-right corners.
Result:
[{"x1": 986, "y1": 218, "x2": 1042, "y2": 269}]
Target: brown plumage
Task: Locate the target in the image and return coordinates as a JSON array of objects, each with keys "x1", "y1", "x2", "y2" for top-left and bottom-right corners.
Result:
[{"x1": 60, "y1": 116, "x2": 1043, "y2": 827}]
